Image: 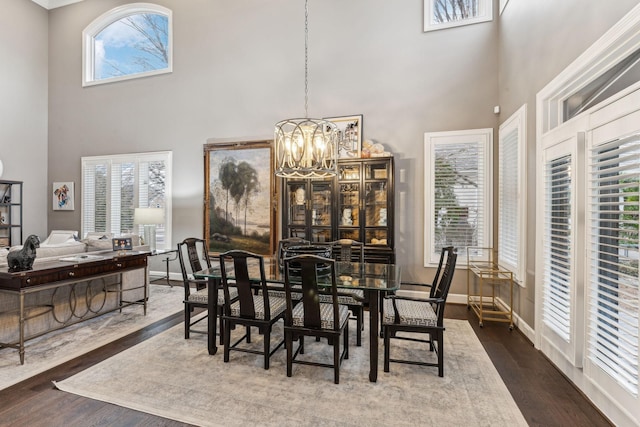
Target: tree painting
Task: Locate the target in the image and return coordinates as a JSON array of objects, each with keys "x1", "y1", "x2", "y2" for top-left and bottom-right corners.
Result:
[{"x1": 204, "y1": 141, "x2": 275, "y2": 255}]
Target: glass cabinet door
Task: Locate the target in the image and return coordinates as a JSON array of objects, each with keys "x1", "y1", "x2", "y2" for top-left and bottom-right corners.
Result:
[
  {"x1": 337, "y1": 163, "x2": 361, "y2": 241},
  {"x1": 285, "y1": 182, "x2": 308, "y2": 238},
  {"x1": 338, "y1": 182, "x2": 360, "y2": 240},
  {"x1": 310, "y1": 181, "x2": 333, "y2": 243},
  {"x1": 364, "y1": 161, "x2": 390, "y2": 246}
]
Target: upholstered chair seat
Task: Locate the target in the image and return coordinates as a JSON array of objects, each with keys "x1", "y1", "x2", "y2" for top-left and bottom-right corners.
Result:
[
  {"x1": 229, "y1": 295, "x2": 286, "y2": 320},
  {"x1": 291, "y1": 303, "x2": 349, "y2": 330},
  {"x1": 382, "y1": 298, "x2": 438, "y2": 327},
  {"x1": 319, "y1": 289, "x2": 364, "y2": 306},
  {"x1": 188, "y1": 287, "x2": 238, "y2": 306}
]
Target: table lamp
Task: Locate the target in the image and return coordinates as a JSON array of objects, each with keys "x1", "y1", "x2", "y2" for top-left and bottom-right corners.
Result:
[{"x1": 134, "y1": 207, "x2": 164, "y2": 252}]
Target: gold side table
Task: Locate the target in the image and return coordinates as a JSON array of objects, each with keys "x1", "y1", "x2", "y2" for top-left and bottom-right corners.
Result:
[{"x1": 466, "y1": 247, "x2": 514, "y2": 330}]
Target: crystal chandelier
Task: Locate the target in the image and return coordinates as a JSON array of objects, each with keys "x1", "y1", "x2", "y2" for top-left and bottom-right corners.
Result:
[{"x1": 274, "y1": 0, "x2": 338, "y2": 179}]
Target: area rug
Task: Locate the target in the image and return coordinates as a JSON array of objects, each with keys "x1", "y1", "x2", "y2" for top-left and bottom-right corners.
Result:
[
  {"x1": 0, "y1": 284, "x2": 184, "y2": 390},
  {"x1": 54, "y1": 317, "x2": 527, "y2": 426}
]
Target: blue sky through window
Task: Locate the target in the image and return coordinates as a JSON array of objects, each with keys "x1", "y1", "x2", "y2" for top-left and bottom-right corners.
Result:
[{"x1": 94, "y1": 13, "x2": 168, "y2": 80}]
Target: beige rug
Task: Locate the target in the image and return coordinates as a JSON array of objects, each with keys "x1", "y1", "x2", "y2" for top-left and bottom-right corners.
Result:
[
  {"x1": 0, "y1": 284, "x2": 184, "y2": 390},
  {"x1": 54, "y1": 317, "x2": 527, "y2": 426}
]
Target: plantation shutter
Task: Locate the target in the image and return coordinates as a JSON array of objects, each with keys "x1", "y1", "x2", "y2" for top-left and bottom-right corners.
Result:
[
  {"x1": 110, "y1": 162, "x2": 123, "y2": 235},
  {"x1": 82, "y1": 161, "x2": 108, "y2": 234},
  {"x1": 542, "y1": 154, "x2": 573, "y2": 342},
  {"x1": 433, "y1": 140, "x2": 486, "y2": 257},
  {"x1": 81, "y1": 152, "x2": 172, "y2": 247},
  {"x1": 137, "y1": 159, "x2": 167, "y2": 246},
  {"x1": 587, "y1": 135, "x2": 640, "y2": 396},
  {"x1": 498, "y1": 128, "x2": 519, "y2": 273}
]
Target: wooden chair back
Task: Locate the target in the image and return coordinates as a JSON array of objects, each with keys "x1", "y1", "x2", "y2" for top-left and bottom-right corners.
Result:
[
  {"x1": 219, "y1": 250, "x2": 272, "y2": 320},
  {"x1": 277, "y1": 237, "x2": 310, "y2": 270},
  {"x1": 328, "y1": 239, "x2": 364, "y2": 263},
  {"x1": 283, "y1": 254, "x2": 340, "y2": 331}
]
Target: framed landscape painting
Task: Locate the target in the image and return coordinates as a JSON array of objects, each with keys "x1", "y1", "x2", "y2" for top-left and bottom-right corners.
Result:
[{"x1": 204, "y1": 140, "x2": 277, "y2": 255}]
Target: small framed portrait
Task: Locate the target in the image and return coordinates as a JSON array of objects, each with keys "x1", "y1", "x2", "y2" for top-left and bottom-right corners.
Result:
[
  {"x1": 112, "y1": 237, "x2": 133, "y2": 251},
  {"x1": 324, "y1": 114, "x2": 363, "y2": 159},
  {"x1": 52, "y1": 181, "x2": 75, "y2": 211}
]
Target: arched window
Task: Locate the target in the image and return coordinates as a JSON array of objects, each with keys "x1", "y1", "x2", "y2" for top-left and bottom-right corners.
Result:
[{"x1": 82, "y1": 3, "x2": 172, "y2": 86}]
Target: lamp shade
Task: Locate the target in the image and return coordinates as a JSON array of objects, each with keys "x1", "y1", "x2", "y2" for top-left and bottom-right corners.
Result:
[
  {"x1": 134, "y1": 207, "x2": 164, "y2": 225},
  {"x1": 0, "y1": 159, "x2": 3, "y2": 178}
]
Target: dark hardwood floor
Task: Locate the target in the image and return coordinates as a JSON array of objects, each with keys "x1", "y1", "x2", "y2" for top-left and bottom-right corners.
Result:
[{"x1": 0, "y1": 301, "x2": 612, "y2": 427}]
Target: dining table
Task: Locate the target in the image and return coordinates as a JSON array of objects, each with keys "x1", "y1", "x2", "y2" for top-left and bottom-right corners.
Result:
[{"x1": 194, "y1": 257, "x2": 401, "y2": 382}]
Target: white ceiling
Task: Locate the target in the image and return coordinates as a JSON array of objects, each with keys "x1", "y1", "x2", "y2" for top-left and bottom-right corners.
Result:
[{"x1": 31, "y1": 0, "x2": 84, "y2": 10}]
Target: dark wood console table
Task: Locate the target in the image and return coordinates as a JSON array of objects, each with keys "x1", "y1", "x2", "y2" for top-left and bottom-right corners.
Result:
[{"x1": 0, "y1": 251, "x2": 149, "y2": 364}]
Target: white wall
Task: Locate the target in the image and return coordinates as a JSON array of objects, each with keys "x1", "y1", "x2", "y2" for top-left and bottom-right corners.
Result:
[
  {"x1": 46, "y1": 0, "x2": 500, "y2": 286},
  {"x1": 0, "y1": 0, "x2": 49, "y2": 241}
]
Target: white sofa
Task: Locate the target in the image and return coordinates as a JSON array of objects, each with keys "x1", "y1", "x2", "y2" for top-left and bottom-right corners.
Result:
[{"x1": 0, "y1": 230, "x2": 146, "y2": 267}]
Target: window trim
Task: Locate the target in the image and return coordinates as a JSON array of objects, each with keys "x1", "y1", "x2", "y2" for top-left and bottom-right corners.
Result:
[
  {"x1": 537, "y1": 5, "x2": 640, "y2": 133},
  {"x1": 423, "y1": 128, "x2": 493, "y2": 266},
  {"x1": 498, "y1": 104, "x2": 527, "y2": 285},
  {"x1": 81, "y1": 151, "x2": 172, "y2": 249},
  {"x1": 423, "y1": 0, "x2": 493, "y2": 32},
  {"x1": 82, "y1": 3, "x2": 173, "y2": 87}
]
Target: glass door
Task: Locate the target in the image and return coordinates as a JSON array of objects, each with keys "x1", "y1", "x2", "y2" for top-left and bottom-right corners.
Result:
[
  {"x1": 285, "y1": 181, "x2": 308, "y2": 239},
  {"x1": 310, "y1": 181, "x2": 333, "y2": 243},
  {"x1": 337, "y1": 163, "x2": 361, "y2": 241},
  {"x1": 364, "y1": 162, "x2": 389, "y2": 246}
]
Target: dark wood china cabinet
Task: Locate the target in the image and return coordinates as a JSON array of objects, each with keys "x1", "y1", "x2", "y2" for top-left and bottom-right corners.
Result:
[{"x1": 281, "y1": 157, "x2": 394, "y2": 263}]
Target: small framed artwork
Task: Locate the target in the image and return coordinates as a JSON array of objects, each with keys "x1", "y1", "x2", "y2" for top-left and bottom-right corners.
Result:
[
  {"x1": 52, "y1": 181, "x2": 75, "y2": 211},
  {"x1": 324, "y1": 114, "x2": 363, "y2": 159},
  {"x1": 112, "y1": 237, "x2": 133, "y2": 251}
]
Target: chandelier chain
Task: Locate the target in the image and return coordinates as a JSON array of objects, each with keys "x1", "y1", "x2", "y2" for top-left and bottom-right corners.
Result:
[{"x1": 304, "y1": 0, "x2": 309, "y2": 118}]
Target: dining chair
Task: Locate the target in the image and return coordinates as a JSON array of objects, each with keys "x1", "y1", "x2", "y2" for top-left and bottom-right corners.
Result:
[
  {"x1": 259, "y1": 237, "x2": 311, "y2": 300},
  {"x1": 219, "y1": 250, "x2": 286, "y2": 370},
  {"x1": 277, "y1": 237, "x2": 310, "y2": 270},
  {"x1": 178, "y1": 238, "x2": 237, "y2": 344},
  {"x1": 382, "y1": 246, "x2": 457, "y2": 377},
  {"x1": 380, "y1": 245, "x2": 450, "y2": 336},
  {"x1": 324, "y1": 239, "x2": 365, "y2": 346},
  {"x1": 283, "y1": 254, "x2": 350, "y2": 384}
]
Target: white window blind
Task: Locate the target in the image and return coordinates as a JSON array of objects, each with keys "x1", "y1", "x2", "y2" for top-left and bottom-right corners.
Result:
[
  {"x1": 81, "y1": 152, "x2": 172, "y2": 249},
  {"x1": 543, "y1": 154, "x2": 573, "y2": 342},
  {"x1": 499, "y1": 128, "x2": 519, "y2": 268},
  {"x1": 498, "y1": 105, "x2": 526, "y2": 283},
  {"x1": 588, "y1": 135, "x2": 640, "y2": 396},
  {"x1": 424, "y1": 129, "x2": 492, "y2": 265}
]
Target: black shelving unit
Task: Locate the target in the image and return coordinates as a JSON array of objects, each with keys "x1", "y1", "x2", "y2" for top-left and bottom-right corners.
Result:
[{"x1": 0, "y1": 180, "x2": 23, "y2": 247}]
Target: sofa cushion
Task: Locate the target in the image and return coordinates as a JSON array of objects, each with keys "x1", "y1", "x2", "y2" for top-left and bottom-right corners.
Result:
[
  {"x1": 41, "y1": 230, "x2": 79, "y2": 245},
  {"x1": 83, "y1": 233, "x2": 141, "y2": 252},
  {"x1": 35, "y1": 241, "x2": 87, "y2": 258}
]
